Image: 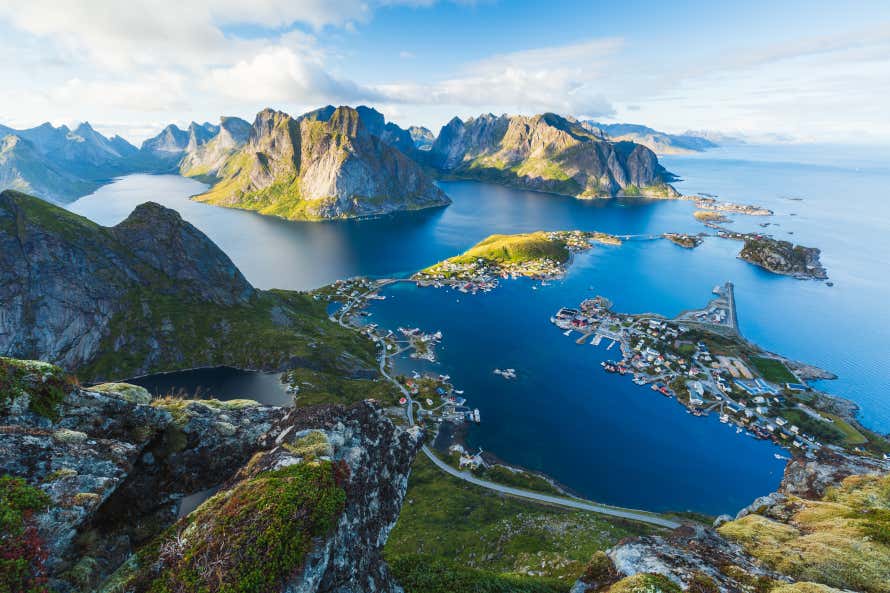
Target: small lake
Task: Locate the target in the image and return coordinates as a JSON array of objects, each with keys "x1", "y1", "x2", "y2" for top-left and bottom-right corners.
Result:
[
  {"x1": 67, "y1": 144, "x2": 890, "y2": 514},
  {"x1": 127, "y1": 366, "x2": 292, "y2": 407}
]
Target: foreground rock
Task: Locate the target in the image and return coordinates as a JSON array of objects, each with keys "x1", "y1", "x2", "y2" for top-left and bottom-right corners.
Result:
[
  {"x1": 0, "y1": 356, "x2": 422, "y2": 593},
  {"x1": 428, "y1": 112, "x2": 678, "y2": 198},
  {"x1": 0, "y1": 190, "x2": 376, "y2": 381}
]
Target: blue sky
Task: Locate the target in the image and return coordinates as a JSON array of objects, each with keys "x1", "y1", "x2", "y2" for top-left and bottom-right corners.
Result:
[{"x1": 0, "y1": 0, "x2": 888, "y2": 144}]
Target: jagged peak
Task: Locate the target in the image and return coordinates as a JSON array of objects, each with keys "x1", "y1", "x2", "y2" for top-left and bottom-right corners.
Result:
[{"x1": 114, "y1": 201, "x2": 184, "y2": 229}]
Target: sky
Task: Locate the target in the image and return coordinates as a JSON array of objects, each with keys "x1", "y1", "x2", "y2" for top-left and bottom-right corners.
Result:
[{"x1": 0, "y1": 0, "x2": 888, "y2": 145}]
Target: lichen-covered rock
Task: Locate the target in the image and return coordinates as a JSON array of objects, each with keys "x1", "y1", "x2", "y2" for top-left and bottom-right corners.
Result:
[
  {"x1": 780, "y1": 446, "x2": 889, "y2": 498},
  {"x1": 2, "y1": 358, "x2": 423, "y2": 593}
]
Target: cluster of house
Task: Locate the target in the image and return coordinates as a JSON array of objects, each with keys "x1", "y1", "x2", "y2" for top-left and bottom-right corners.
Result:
[
  {"x1": 553, "y1": 301, "x2": 829, "y2": 453},
  {"x1": 448, "y1": 444, "x2": 486, "y2": 470},
  {"x1": 401, "y1": 373, "x2": 478, "y2": 424}
]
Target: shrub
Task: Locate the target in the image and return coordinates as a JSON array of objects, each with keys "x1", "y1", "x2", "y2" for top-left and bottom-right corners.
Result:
[{"x1": 0, "y1": 475, "x2": 52, "y2": 593}]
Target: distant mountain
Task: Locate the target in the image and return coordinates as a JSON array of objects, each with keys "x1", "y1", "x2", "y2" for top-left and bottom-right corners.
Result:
[
  {"x1": 428, "y1": 113, "x2": 678, "y2": 198},
  {"x1": 192, "y1": 105, "x2": 450, "y2": 220},
  {"x1": 179, "y1": 116, "x2": 251, "y2": 180},
  {"x1": 0, "y1": 121, "x2": 140, "y2": 202},
  {"x1": 408, "y1": 126, "x2": 435, "y2": 149},
  {"x1": 139, "y1": 121, "x2": 218, "y2": 168},
  {"x1": 581, "y1": 121, "x2": 718, "y2": 155}
]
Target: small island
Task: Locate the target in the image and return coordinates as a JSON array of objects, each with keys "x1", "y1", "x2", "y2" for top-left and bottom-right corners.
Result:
[
  {"x1": 663, "y1": 232, "x2": 703, "y2": 248},
  {"x1": 737, "y1": 235, "x2": 828, "y2": 279},
  {"x1": 413, "y1": 230, "x2": 621, "y2": 290}
]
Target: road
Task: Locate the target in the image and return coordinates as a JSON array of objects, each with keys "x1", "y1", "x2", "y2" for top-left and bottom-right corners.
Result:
[{"x1": 335, "y1": 279, "x2": 682, "y2": 529}]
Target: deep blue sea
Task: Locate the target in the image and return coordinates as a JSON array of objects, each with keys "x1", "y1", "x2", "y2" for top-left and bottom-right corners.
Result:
[{"x1": 67, "y1": 144, "x2": 890, "y2": 514}]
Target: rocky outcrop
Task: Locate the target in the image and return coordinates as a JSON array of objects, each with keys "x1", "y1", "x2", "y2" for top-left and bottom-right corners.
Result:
[
  {"x1": 428, "y1": 112, "x2": 678, "y2": 198},
  {"x1": 571, "y1": 450, "x2": 890, "y2": 593},
  {"x1": 738, "y1": 236, "x2": 828, "y2": 280},
  {"x1": 0, "y1": 190, "x2": 376, "y2": 380},
  {"x1": 408, "y1": 125, "x2": 435, "y2": 149},
  {"x1": 779, "y1": 446, "x2": 889, "y2": 498},
  {"x1": 193, "y1": 105, "x2": 450, "y2": 220},
  {"x1": 0, "y1": 357, "x2": 423, "y2": 593}
]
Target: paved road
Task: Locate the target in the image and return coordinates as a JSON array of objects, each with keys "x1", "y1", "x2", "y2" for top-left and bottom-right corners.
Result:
[
  {"x1": 337, "y1": 280, "x2": 681, "y2": 529},
  {"x1": 422, "y1": 444, "x2": 681, "y2": 528}
]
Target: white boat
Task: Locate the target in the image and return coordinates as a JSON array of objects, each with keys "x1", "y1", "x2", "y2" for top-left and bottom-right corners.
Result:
[{"x1": 563, "y1": 329, "x2": 572, "y2": 336}]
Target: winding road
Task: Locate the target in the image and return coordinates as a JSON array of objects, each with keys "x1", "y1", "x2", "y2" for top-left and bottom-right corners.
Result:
[{"x1": 336, "y1": 280, "x2": 682, "y2": 530}]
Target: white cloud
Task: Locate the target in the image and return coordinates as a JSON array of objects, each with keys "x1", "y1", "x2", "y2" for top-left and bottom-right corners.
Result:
[
  {"x1": 374, "y1": 38, "x2": 622, "y2": 117},
  {"x1": 204, "y1": 45, "x2": 381, "y2": 104}
]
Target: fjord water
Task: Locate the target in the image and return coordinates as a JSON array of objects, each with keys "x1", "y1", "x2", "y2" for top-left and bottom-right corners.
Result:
[{"x1": 67, "y1": 144, "x2": 890, "y2": 514}]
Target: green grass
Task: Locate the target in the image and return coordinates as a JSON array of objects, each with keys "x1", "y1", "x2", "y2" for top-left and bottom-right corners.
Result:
[
  {"x1": 385, "y1": 455, "x2": 653, "y2": 582},
  {"x1": 476, "y1": 465, "x2": 564, "y2": 496},
  {"x1": 390, "y1": 555, "x2": 566, "y2": 593},
  {"x1": 287, "y1": 368, "x2": 401, "y2": 408},
  {"x1": 107, "y1": 460, "x2": 346, "y2": 593},
  {"x1": 749, "y1": 356, "x2": 798, "y2": 384},
  {"x1": 79, "y1": 288, "x2": 376, "y2": 383},
  {"x1": 779, "y1": 409, "x2": 846, "y2": 444},
  {"x1": 425, "y1": 232, "x2": 570, "y2": 275}
]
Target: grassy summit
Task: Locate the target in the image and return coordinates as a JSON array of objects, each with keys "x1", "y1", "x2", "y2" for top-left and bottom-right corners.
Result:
[{"x1": 448, "y1": 232, "x2": 572, "y2": 265}]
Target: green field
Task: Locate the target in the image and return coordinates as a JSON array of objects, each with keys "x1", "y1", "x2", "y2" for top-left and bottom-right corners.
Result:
[
  {"x1": 385, "y1": 455, "x2": 654, "y2": 586},
  {"x1": 749, "y1": 356, "x2": 798, "y2": 384}
]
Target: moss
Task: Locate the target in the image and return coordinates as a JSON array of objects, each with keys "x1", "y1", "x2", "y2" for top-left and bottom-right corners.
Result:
[
  {"x1": 718, "y1": 473, "x2": 890, "y2": 593},
  {"x1": 0, "y1": 356, "x2": 71, "y2": 421},
  {"x1": 119, "y1": 461, "x2": 346, "y2": 593},
  {"x1": 606, "y1": 573, "x2": 682, "y2": 593},
  {"x1": 0, "y1": 474, "x2": 52, "y2": 593},
  {"x1": 282, "y1": 430, "x2": 333, "y2": 459},
  {"x1": 89, "y1": 382, "x2": 152, "y2": 404}
]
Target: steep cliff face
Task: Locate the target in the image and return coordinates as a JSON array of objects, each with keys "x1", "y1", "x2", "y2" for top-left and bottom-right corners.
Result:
[
  {"x1": 0, "y1": 190, "x2": 376, "y2": 380},
  {"x1": 193, "y1": 105, "x2": 450, "y2": 220},
  {"x1": 0, "y1": 357, "x2": 423, "y2": 593},
  {"x1": 179, "y1": 116, "x2": 251, "y2": 179},
  {"x1": 429, "y1": 112, "x2": 678, "y2": 198}
]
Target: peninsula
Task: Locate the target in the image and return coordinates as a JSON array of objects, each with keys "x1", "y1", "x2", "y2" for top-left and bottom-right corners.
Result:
[{"x1": 414, "y1": 230, "x2": 621, "y2": 290}]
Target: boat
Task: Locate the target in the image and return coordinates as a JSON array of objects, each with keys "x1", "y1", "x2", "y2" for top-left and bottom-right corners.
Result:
[
  {"x1": 563, "y1": 329, "x2": 572, "y2": 336},
  {"x1": 720, "y1": 414, "x2": 729, "y2": 423}
]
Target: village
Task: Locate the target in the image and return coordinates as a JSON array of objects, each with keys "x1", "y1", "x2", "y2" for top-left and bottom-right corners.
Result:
[
  {"x1": 316, "y1": 276, "x2": 483, "y2": 445},
  {"x1": 550, "y1": 282, "x2": 879, "y2": 458}
]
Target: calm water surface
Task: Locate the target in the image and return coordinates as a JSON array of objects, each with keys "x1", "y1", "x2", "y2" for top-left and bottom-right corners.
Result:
[{"x1": 67, "y1": 144, "x2": 890, "y2": 513}]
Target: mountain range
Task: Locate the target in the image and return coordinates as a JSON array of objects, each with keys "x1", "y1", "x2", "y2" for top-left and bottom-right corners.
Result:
[
  {"x1": 189, "y1": 105, "x2": 450, "y2": 220},
  {"x1": 581, "y1": 121, "x2": 719, "y2": 154},
  {"x1": 1, "y1": 107, "x2": 692, "y2": 216},
  {"x1": 427, "y1": 112, "x2": 679, "y2": 198}
]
